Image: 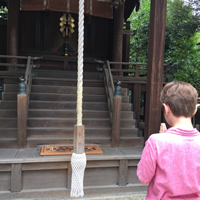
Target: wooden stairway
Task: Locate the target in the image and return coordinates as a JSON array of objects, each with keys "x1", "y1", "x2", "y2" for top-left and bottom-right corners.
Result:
[
  {"x1": 0, "y1": 77, "x2": 18, "y2": 148},
  {"x1": 0, "y1": 69, "x2": 142, "y2": 148}
]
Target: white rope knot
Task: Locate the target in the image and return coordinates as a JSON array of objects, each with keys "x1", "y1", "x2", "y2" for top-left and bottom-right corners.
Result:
[{"x1": 70, "y1": 153, "x2": 87, "y2": 197}]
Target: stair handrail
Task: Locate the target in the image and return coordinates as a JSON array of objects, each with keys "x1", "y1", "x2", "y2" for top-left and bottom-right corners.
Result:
[
  {"x1": 24, "y1": 56, "x2": 33, "y2": 104},
  {"x1": 100, "y1": 60, "x2": 122, "y2": 147},
  {"x1": 103, "y1": 60, "x2": 115, "y2": 121},
  {"x1": 18, "y1": 55, "x2": 43, "y2": 148},
  {"x1": 13, "y1": 55, "x2": 42, "y2": 148}
]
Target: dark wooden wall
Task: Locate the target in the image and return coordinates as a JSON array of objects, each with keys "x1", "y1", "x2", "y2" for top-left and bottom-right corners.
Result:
[
  {"x1": 0, "y1": 19, "x2": 7, "y2": 64},
  {"x1": 19, "y1": 11, "x2": 112, "y2": 59}
]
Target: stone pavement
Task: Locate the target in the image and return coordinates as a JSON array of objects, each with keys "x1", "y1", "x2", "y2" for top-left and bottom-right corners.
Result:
[{"x1": 14, "y1": 192, "x2": 146, "y2": 200}]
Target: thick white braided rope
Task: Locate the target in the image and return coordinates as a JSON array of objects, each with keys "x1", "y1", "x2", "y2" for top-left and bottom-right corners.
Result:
[
  {"x1": 77, "y1": 0, "x2": 84, "y2": 126},
  {"x1": 70, "y1": 153, "x2": 87, "y2": 197},
  {"x1": 70, "y1": 0, "x2": 86, "y2": 198}
]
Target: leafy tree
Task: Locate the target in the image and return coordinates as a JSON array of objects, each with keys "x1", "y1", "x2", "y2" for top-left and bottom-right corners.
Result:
[
  {"x1": 128, "y1": 0, "x2": 200, "y2": 94},
  {"x1": 128, "y1": 0, "x2": 150, "y2": 63},
  {"x1": 165, "y1": 0, "x2": 200, "y2": 95},
  {"x1": 165, "y1": 0, "x2": 199, "y2": 63},
  {"x1": 184, "y1": 0, "x2": 200, "y2": 17}
]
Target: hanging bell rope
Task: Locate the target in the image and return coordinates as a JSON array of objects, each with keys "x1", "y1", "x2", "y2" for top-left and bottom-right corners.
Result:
[
  {"x1": 77, "y1": 0, "x2": 84, "y2": 126},
  {"x1": 70, "y1": 0, "x2": 86, "y2": 197}
]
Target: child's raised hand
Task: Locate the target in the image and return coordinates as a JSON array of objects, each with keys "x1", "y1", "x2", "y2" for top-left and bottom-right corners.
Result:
[{"x1": 159, "y1": 123, "x2": 167, "y2": 133}]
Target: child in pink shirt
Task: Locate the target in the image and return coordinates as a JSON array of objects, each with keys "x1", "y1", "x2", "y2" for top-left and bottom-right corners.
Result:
[{"x1": 137, "y1": 81, "x2": 200, "y2": 199}]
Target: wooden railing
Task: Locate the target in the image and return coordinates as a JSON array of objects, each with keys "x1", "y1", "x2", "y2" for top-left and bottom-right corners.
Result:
[
  {"x1": 24, "y1": 56, "x2": 33, "y2": 106},
  {"x1": 101, "y1": 61, "x2": 123, "y2": 147},
  {"x1": 103, "y1": 61, "x2": 115, "y2": 121},
  {"x1": 102, "y1": 60, "x2": 149, "y2": 122},
  {"x1": 99, "y1": 60, "x2": 171, "y2": 145},
  {"x1": 0, "y1": 55, "x2": 42, "y2": 148}
]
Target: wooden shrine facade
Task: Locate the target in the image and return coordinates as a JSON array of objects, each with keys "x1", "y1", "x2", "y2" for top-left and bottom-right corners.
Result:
[
  {"x1": 20, "y1": 0, "x2": 113, "y2": 19},
  {"x1": 0, "y1": 0, "x2": 170, "y2": 198},
  {"x1": 2, "y1": 0, "x2": 140, "y2": 63},
  {"x1": 1, "y1": 0, "x2": 168, "y2": 142}
]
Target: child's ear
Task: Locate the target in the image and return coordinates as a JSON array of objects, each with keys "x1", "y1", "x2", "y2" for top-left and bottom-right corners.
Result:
[
  {"x1": 193, "y1": 106, "x2": 197, "y2": 116},
  {"x1": 163, "y1": 103, "x2": 171, "y2": 115}
]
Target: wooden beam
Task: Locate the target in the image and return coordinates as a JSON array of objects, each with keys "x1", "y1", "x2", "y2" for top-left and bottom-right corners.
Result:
[
  {"x1": 123, "y1": 21, "x2": 131, "y2": 63},
  {"x1": 73, "y1": 125, "x2": 85, "y2": 154},
  {"x1": 111, "y1": 96, "x2": 122, "y2": 147},
  {"x1": 7, "y1": 0, "x2": 20, "y2": 70},
  {"x1": 11, "y1": 164, "x2": 22, "y2": 192},
  {"x1": 112, "y1": 2, "x2": 124, "y2": 69},
  {"x1": 17, "y1": 94, "x2": 28, "y2": 148},
  {"x1": 133, "y1": 83, "x2": 141, "y2": 129},
  {"x1": 144, "y1": 0, "x2": 167, "y2": 141},
  {"x1": 118, "y1": 159, "x2": 128, "y2": 186},
  {"x1": 67, "y1": 162, "x2": 72, "y2": 189}
]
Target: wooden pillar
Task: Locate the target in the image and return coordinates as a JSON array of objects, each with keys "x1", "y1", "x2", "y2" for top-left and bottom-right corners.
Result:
[
  {"x1": 118, "y1": 159, "x2": 128, "y2": 186},
  {"x1": 67, "y1": 162, "x2": 72, "y2": 189},
  {"x1": 17, "y1": 94, "x2": 28, "y2": 148},
  {"x1": 144, "y1": 0, "x2": 167, "y2": 142},
  {"x1": 11, "y1": 164, "x2": 22, "y2": 192},
  {"x1": 111, "y1": 96, "x2": 122, "y2": 147},
  {"x1": 123, "y1": 21, "x2": 131, "y2": 63},
  {"x1": 73, "y1": 125, "x2": 85, "y2": 154},
  {"x1": 112, "y1": 3, "x2": 124, "y2": 69},
  {"x1": 7, "y1": 0, "x2": 19, "y2": 71},
  {"x1": 133, "y1": 83, "x2": 141, "y2": 129}
]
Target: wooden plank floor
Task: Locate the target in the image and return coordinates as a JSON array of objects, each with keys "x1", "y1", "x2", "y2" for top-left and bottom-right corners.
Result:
[
  {"x1": 0, "y1": 146, "x2": 143, "y2": 163},
  {"x1": 0, "y1": 146, "x2": 146, "y2": 199}
]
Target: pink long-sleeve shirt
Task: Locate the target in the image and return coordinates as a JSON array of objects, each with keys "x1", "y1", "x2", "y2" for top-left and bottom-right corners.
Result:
[{"x1": 137, "y1": 127, "x2": 200, "y2": 199}]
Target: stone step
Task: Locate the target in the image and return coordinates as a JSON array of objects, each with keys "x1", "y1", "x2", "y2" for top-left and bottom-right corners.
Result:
[
  {"x1": 28, "y1": 109, "x2": 133, "y2": 119},
  {"x1": 28, "y1": 101, "x2": 132, "y2": 111},
  {"x1": 32, "y1": 77, "x2": 104, "y2": 87},
  {"x1": 27, "y1": 137, "x2": 111, "y2": 147},
  {"x1": 27, "y1": 137, "x2": 142, "y2": 148},
  {"x1": 3, "y1": 84, "x2": 129, "y2": 96},
  {"x1": 28, "y1": 109, "x2": 110, "y2": 118},
  {"x1": 27, "y1": 127, "x2": 139, "y2": 138},
  {"x1": 120, "y1": 127, "x2": 139, "y2": 137},
  {"x1": 0, "y1": 101, "x2": 132, "y2": 111},
  {"x1": 29, "y1": 101, "x2": 109, "y2": 110},
  {"x1": 33, "y1": 69, "x2": 102, "y2": 80},
  {"x1": 27, "y1": 127, "x2": 111, "y2": 138},
  {"x1": 27, "y1": 118, "x2": 135, "y2": 128},
  {"x1": 0, "y1": 101, "x2": 17, "y2": 109},
  {"x1": 0, "y1": 128, "x2": 17, "y2": 138},
  {"x1": 0, "y1": 109, "x2": 17, "y2": 118},
  {"x1": 2, "y1": 84, "x2": 18, "y2": 92},
  {"x1": 3, "y1": 78, "x2": 19, "y2": 84},
  {"x1": 30, "y1": 93, "x2": 107, "y2": 102},
  {"x1": 0, "y1": 138, "x2": 18, "y2": 148},
  {"x1": 0, "y1": 118, "x2": 17, "y2": 128},
  {"x1": 31, "y1": 85, "x2": 106, "y2": 95},
  {"x1": 27, "y1": 118, "x2": 111, "y2": 128},
  {"x1": 2, "y1": 92, "x2": 129, "y2": 103},
  {"x1": 120, "y1": 137, "x2": 143, "y2": 146}
]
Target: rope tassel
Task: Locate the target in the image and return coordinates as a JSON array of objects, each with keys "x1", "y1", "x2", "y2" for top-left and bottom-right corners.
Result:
[{"x1": 70, "y1": 153, "x2": 87, "y2": 197}]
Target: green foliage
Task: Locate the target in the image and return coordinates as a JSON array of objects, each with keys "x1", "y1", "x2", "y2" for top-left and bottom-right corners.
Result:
[
  {"x1": 165, "y1": 0, "x2": 199, "y2": 62},
  {"x1": 0, "y1": 6, "x2": 7, "y2": 20},
  {"x1": 128, "y1": 0, "x2": 200, "y2": 95},
  {"x1": 128, "y1": 0, "x2": 150, "y2": 63},
  {"x1": 165, "y1": 0, "x2": 200, "y2": 94},
  {"x1": 184, "y1": 0, "x2": 200, "y2": 17}
]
